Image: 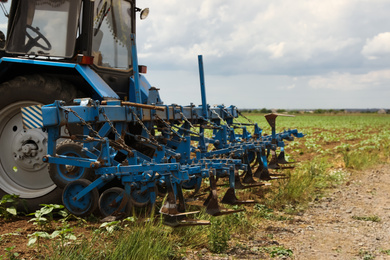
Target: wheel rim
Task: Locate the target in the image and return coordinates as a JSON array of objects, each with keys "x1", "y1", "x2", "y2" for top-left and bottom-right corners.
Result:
[
  {"x1": 99, "y1": 187, "x2": 127, "y2": 217},
  {"x1": 130, "y1": 185, "x2": 157, "y2": 207},
  {"x1": 0, "y1": 101, "x2": 56, "y2": 198},
  {"x1": 63, "y1": 180, "x2": 97, "y2": 216},
  {"x1": 56, "y1": 151, "x2": 87, "y2": 182}
]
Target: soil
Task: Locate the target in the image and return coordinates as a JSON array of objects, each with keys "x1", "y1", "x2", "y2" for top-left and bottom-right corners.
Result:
[
  {"x1": 276, "y1": 164, "x2": 390, "y2": 260},
  {"x1": 1, "y1": 164, "x2": 390, "y2": 259},
  {"x1": 191, "y1": 164, "x2": 390, "y2": 260}
]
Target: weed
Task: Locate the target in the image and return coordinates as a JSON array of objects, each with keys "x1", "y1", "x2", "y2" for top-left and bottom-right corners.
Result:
[
  {"x1": 50, "y1": 222, "x2": 180, "y2": 260},
  {"x1": 28, "y1": 204, "x2": 67, "y2": 230},
  {"x1": 51, "y1": 223, "x2": 77, "y2": 251},
  {"x1": 170, "y1": 210, "x2": 209, "y2": 249},
  {"x1": 99, "y1": 220, "x2": 123, "y2": 234},
  {"x1": 208, "y1": 217, "x2": 230, "y2": 253},
  {"x1": 254, "y1": 204, "x2": 274, "y2": 219},
  {"x1": 264, "y1": 246, "x2": 293, "y2": 258},
  {"x1": 27, "y1": 231, "x2": 51, "y2": 252},
  {"x1": 358, "y1": 250, "x2": 375, "y2": 260},
  {"x1": 343, "y1": 150, "x2": 380, "y2": 170},
  {"x1": 352, "y1": 215, "x2": 381, "y2": 222},
  {"x1": 380, "y1": 249, "x2": 390, "y2": 255},
  {"x1": 2, "y1": 246, "x2": 20, "y2": 260},
  {"x1": 253, "y1": 204, "x2": 291, "y2": 221},
  {"x1": 0, "y1": 194, "x2": 20, "y2": 220},
  {"x1": 267, "y1": 158, "x2": 330, "y2": 208}
]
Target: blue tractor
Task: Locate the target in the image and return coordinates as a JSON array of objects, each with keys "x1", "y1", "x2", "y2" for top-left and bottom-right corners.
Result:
[
  {"x1": 0, "y1": 0, "x2": 152, "y2": 209},
  {"x1": 0, "y1": 0, "x2": 302, "y2": 224}
]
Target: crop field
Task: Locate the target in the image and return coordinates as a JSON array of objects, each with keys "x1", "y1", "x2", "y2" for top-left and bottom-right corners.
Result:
[{"x1": 0, "y1": 113, "x2": 389, "y2": 259}]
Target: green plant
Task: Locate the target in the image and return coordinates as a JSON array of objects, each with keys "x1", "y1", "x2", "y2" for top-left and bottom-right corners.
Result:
[
  {"x1": 254, "y1": 204, "x2": 274, "y2": 219},
  {"x1": 352, "y1": 215, "x2": 381, "y2": 222},
  {"x1": 266, "y1": 246, "x2": 293, "y2": 258},
  {"x1": 0, "y1": 194, "x2": 20, "y2": 220},
  {"x1": 27, "y1": 231, "x2": 51, "y2": 252},
  {"x1": 207, "y1": 217, "x2": 230, "y2": 253},
  {"x1": 99, "y1": 220, "x2": 123, "y2": 234},
  {"x1": 51, "y1": 223, "x2": 77, "y2": 251},
  {"x1": 359, "y1": 250, "x2": 375, "y2": 260},
  {"x1": 267, "y1": 158, "x2": 330, "y2": 208},
  {"x1": 28, "y1": 204, "x2": 68, "y2": 230},
  {"x1": 2, "y1": 246, "x2": 20, "y2": 260},
  {"x1": 107, "y1": 223, "x2": 179, "y2": 260},
  {"x1": 380, "y1": 249, "x2": 390, "y2": 255},
  {"x1": 343, "y1": 150, "x2": 380, "y2": 170}
]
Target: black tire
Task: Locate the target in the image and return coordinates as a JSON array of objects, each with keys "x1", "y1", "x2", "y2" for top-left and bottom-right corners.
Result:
[
  {"x1": 0, "y1": 74, "x2": 81, "y2": 211},
  {"x1": 49, "y1": 140, "x2": 95, "y2": 188}
]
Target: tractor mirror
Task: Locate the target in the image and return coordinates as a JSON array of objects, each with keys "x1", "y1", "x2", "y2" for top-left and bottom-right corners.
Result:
[{"x1": 140, "y1": 8, "x2": 149, "y2": 20}]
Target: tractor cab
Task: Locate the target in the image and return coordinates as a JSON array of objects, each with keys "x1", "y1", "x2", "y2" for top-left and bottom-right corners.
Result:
[
  {"x1": 6, "y1": 0, "x2": 81, "y2": 57},
  {"x1": 3, "y1": 0, "x2": 136, "y2": 71},
  {"x1": 0, "y1": 0, "x2": 150, "y2": 101}
]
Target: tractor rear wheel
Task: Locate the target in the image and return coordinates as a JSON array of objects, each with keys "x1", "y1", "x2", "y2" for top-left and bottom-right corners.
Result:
[{"x1": 0, "y1": 74, "x2": 80, "y2": 211}]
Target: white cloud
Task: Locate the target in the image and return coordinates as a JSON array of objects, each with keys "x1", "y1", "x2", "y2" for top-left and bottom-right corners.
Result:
[
  {"x1": 361, "y1": 32, "x2": 390, "y2": 60},
  {"x1": 136, "y1": 0, "x2": 390, "y2": 108},
  {"x1": 0, "y1": 0, "x2": 389, "y2": 108},
  {"x1": 308, "y1": 70, "x2": 390, "y2": 90},
  {"x1": 138, "y1": 0, "x2": 384, "y2": 75},
  {"x1": 267, "y1": 42, "x2": 285, "y2": 59}
]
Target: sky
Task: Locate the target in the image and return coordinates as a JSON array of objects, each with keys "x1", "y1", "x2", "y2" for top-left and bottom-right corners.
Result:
[{"x1": 1, "y1": 0, "x2": 390, "y2": 109}]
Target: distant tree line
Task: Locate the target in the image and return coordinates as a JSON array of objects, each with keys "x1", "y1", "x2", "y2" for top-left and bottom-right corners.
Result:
[{"x1": 239, "y1": 108, "x2": 390, "y2": 114}]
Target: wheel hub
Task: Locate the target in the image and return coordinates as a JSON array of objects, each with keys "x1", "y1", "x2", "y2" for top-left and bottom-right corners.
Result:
[
  {"x1": 13, "y1": 129, "x2": 47, "y2": 171},
  {"x1": 0, "y1": 101, "x2": 55, "y2": 198}
]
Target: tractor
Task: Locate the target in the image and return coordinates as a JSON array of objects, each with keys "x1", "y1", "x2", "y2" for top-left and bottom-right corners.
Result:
[
  {"x1": 0, "y1": 0, "x2": 150, "y2": 210},
  {"x1": 0, "y1": 0, "x2": 302, "y2": 225}
]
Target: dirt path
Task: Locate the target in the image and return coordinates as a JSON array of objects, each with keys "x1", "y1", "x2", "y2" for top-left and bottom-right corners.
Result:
[{"x1": 272, "y1": 164, "x2": 390, "y2": 259}]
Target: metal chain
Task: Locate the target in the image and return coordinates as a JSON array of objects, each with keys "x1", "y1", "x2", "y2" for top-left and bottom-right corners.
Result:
[
  {"x1": 179, "y1": 111, "x2": 197, "y2": 131},
  {"x1": 154, "y1": 115, "x2": 185, "y2": 141},
  {"x1": 237, "y1": 110, "x2": 255, "y2": 124},
  {"x1": 64, "y1": 108, "x2": 102, "y2": 139},
  {"x1": 211, "y1": 109, "x2": 232, "y2": 131},
  {"x1": 64, "y1": 107, "x2": 133, "y2": 154},
  {"x1": 63, "y1": 110, "x2": 70, "y2": 135},
  {"x1": 101, "y1": 108, "x2": 126, "y2": 145},
  {"x1": 129, "y1": 109, "x2": 160, "y2": 146},
  {"x1": 223, "y1": 108, "x2": 242, "y2": 127}
]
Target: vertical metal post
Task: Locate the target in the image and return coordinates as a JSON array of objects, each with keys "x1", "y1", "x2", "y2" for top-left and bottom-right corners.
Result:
[
  {"x1": 131, "y1": 33, "x2": 143, "y2": 118},
  {"x1": 131, "y1": 34, "x2": 142, "y2": 105},
  {"x1": 198, "y1": 55, "x2": 208, "y2": 119}
]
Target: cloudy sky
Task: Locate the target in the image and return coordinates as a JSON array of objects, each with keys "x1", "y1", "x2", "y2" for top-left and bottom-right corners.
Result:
[{"x1": 1, "y1": 1, "x2": 390, "y2": 109}]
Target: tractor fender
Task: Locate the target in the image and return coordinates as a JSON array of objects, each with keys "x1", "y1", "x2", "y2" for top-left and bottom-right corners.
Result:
[{"x1": 0, "y1": 57, "x2": 119, "y2": 100}]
